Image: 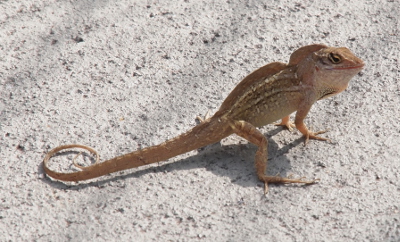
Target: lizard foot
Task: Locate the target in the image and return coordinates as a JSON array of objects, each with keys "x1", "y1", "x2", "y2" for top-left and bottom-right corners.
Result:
[
  {"x1": 274, "y1": 120, "x2": 295, "y2": 131},
  {"x1": 261, "y1": 175, "x2": 319, "y2": 194},
  {"x1": 304, "y1": 130, "x2": 331, "y2": 145},
  {"x1": 195, "y1": 110, "x2": 211, "y2": 124}
]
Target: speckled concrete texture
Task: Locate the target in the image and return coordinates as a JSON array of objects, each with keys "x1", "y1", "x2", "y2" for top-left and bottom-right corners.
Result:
[{"x1": 1, "y1": 1, "x2": 399, "y2": 241}]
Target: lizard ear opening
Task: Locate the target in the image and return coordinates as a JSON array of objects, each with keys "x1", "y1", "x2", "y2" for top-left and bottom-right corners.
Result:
[{"x1": 288, "y1": 44, "x2": 327, "y2": 66}]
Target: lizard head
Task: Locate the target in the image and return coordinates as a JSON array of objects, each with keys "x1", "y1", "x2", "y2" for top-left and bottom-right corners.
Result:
[
  {"x1": 291, "y1": 45, "x2": 364, "y2": 100},
  {"x1": 312, "y1": 46, "x2": 364, "y2": 99}
]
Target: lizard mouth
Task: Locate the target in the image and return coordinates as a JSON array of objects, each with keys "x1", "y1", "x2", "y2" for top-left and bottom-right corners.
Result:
[{"x1": 331, "y1": 64, "x2": 365, "y2": 70}]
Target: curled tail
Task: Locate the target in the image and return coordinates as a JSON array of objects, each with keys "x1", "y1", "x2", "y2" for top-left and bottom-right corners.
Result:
[{"x1": 43, "y1": 117, "x2": 233, "y2": 182}]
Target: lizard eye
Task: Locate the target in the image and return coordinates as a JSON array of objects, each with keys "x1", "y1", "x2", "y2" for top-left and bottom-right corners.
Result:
[{"x1": 328, "y1": 53, "x2": 342, "y2": 64}]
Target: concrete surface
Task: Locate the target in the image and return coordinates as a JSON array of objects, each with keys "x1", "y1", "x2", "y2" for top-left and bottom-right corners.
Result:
[{"x1": 1, "y1": 0, "x2": 399, "y2": 241}]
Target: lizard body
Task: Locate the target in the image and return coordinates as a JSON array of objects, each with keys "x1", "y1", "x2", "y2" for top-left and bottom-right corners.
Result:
[{"x1": 43, "y1": 44, "x2": 364, "y2": 192}]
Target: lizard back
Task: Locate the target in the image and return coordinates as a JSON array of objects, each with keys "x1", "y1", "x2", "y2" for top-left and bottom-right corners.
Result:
[{"x1": 216, "y1": 63, "x2": 303, "y2": 127}]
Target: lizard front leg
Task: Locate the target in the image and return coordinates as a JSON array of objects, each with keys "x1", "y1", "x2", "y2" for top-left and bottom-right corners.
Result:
[
  {"x1": 231, "y1": 120, "x2": 316, "y2": 194},
  {"x1": 294, "y1": 106, "x2": 329, "y2": 144}
]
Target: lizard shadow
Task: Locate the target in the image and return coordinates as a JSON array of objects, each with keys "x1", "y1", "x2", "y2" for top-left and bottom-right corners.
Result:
[{"x1": 40, "y1": 127, "x2": 309, "y2": 191}]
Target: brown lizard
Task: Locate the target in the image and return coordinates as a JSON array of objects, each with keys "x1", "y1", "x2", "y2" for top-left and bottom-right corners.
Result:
[{"x1": 43, "y1": 44, "x2": 364, "y2": 193}]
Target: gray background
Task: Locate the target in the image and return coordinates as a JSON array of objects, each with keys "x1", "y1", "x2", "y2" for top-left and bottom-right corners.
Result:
[{"x1": 1, "y1": 0, "x2": 399, "y2": 241}]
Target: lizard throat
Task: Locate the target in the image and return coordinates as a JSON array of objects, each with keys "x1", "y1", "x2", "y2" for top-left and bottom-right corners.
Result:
[{"x1": 318, "y1": 90, "x2": 337, "y2": 100}]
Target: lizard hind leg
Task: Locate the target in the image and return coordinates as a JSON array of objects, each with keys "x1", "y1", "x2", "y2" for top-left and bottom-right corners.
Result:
[{"x1": 231, "y1": 120, "x2": 317, "y2": 194}]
